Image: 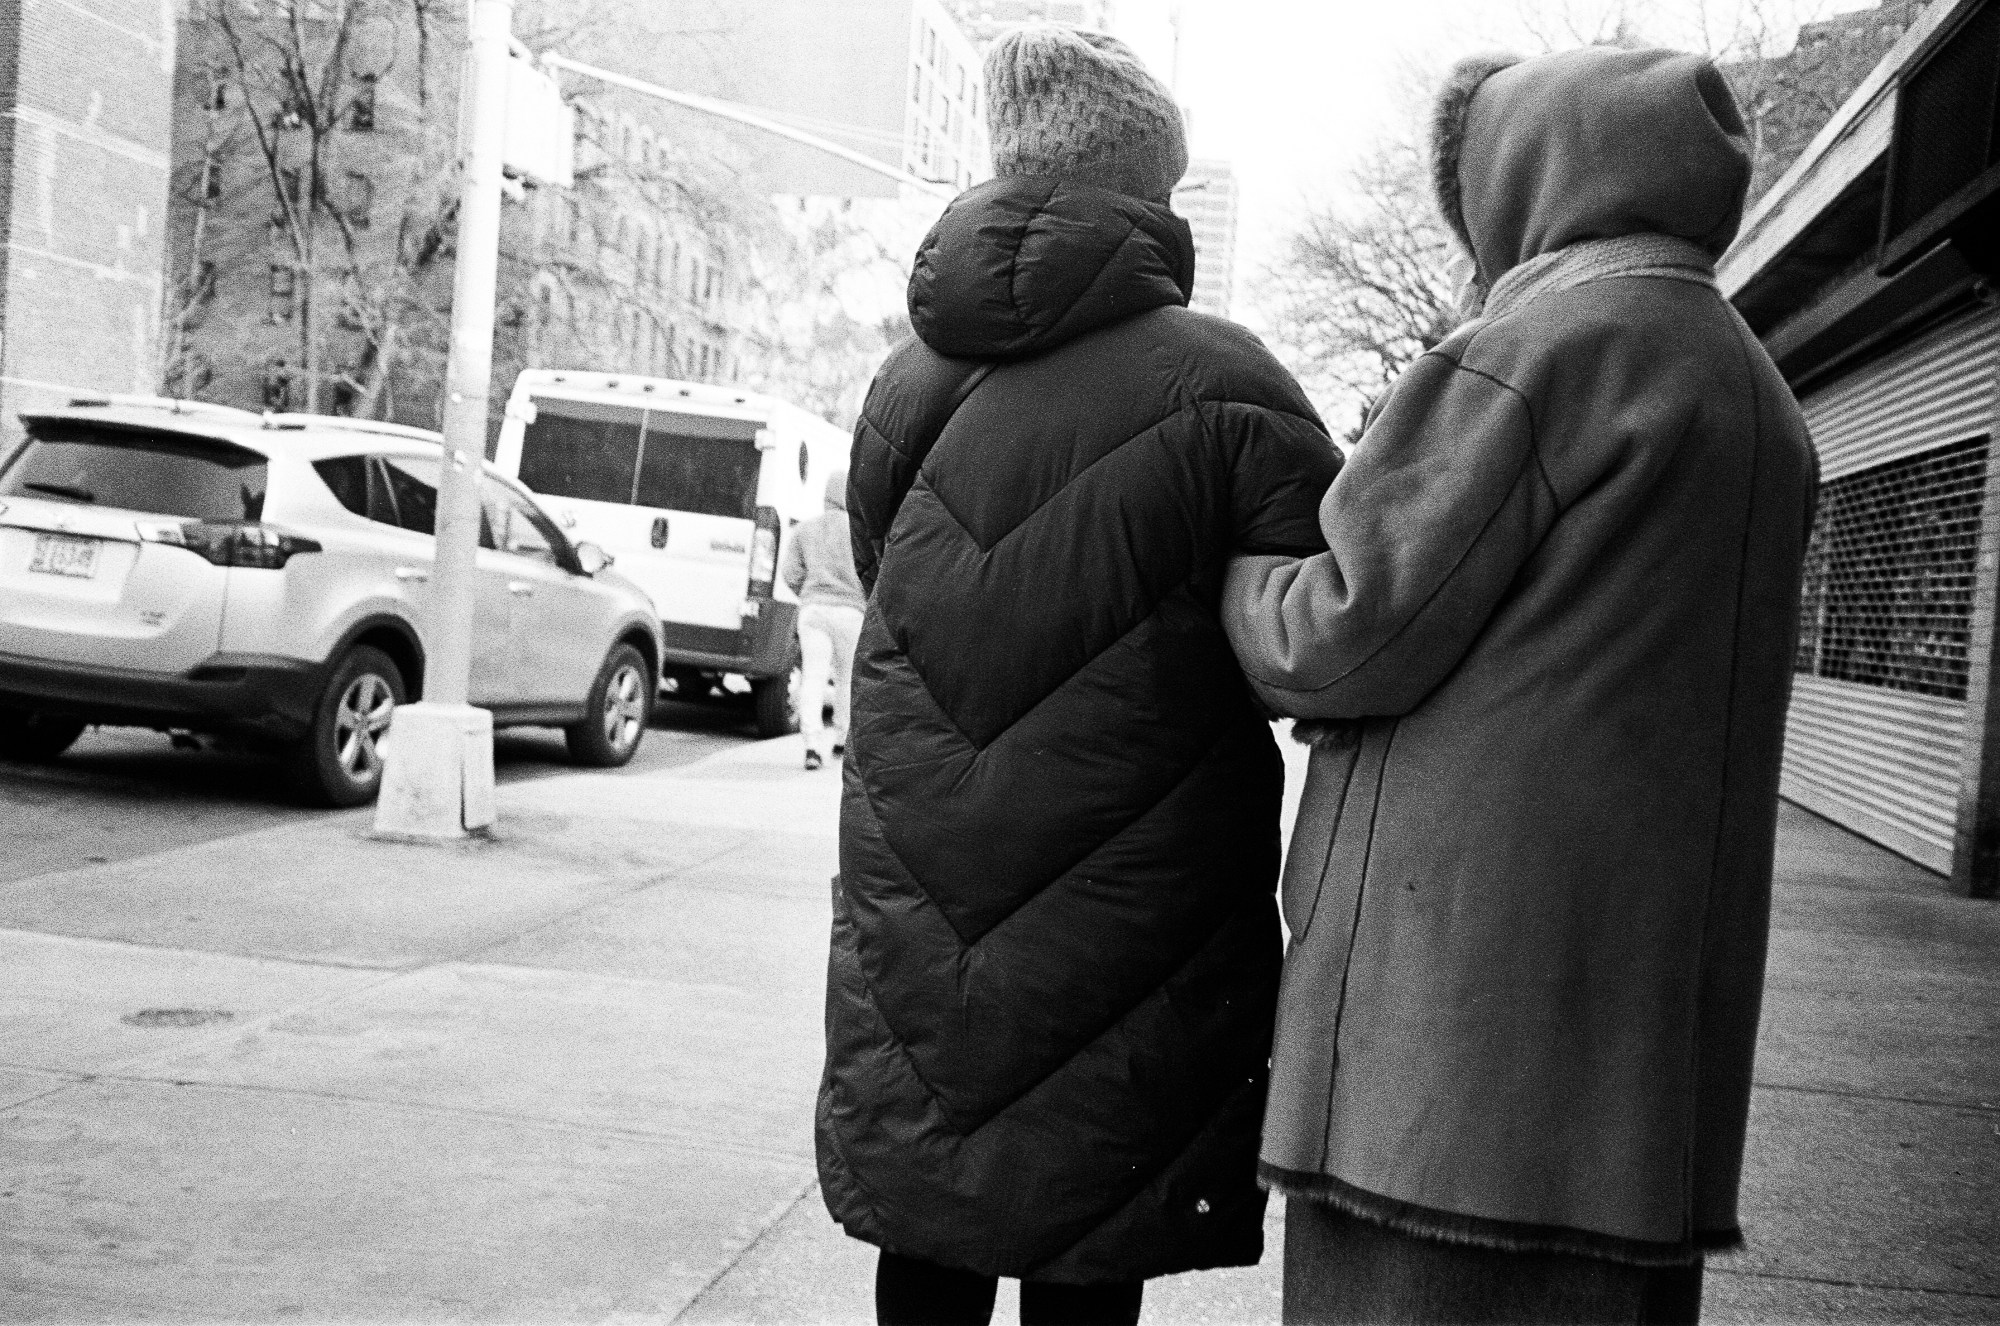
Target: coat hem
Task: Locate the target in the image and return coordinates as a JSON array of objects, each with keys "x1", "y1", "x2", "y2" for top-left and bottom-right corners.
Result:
[{"x1": 1259, "y1": 1162, "x2": 1739, "y2": 1269}]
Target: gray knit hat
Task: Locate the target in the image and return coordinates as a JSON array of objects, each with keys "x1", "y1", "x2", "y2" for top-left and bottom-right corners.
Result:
[{"x1": 983, "y1": 25, "x2": 1188, "y2": 202}]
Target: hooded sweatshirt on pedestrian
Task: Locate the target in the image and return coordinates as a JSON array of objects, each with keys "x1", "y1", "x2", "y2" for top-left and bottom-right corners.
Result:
[
  {"x1": 817, "y1": 24, "x2": 1342, "y2": 1286},
  {"x1": 782, "y1": 471, "x2": 866, "y2": 612},
  {"x1": 1223, "y1": 45, "x2": 1817, "y2": 1266}
]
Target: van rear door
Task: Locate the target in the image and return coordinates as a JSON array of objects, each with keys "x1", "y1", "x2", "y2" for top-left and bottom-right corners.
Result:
[{"x1": 515, "y1": 398, "x2": 763, "y2": 632}]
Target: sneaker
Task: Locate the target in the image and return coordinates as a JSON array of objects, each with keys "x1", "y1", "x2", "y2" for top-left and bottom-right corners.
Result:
[{"x1": 804, "y1": 750, "x2": 824, "y2": 771}]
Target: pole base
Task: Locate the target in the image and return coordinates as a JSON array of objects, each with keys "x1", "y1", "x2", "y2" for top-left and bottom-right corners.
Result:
[{"x1": 371, "y1": 702, "x2": 497, "y2": 840}]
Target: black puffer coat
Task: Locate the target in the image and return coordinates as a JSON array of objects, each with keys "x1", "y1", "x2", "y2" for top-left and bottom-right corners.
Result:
[{"x1": 816, "y1": 176, "x2": 1341, "y2": 1284}]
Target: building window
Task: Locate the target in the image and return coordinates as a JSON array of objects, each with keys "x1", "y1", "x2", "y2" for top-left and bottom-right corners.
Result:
[
  {"x1": 1795, "y1": 435, "x2": 1991, "y2": 701},
  {"x1": 349, "y1": 75, "x2": 378, "y2": 131},
  {"x1": 267, "y1": 264, "x2": 297, "y2": 323},
  {"x1": 261, "y1": 356, "x2": 291, "y2": 410},
  {"x1": 206, "y1": 72, "x2": 228, "y2": 112},
  {"x1": 344, "y1": 170, "x2": 374, "y2": 229}
]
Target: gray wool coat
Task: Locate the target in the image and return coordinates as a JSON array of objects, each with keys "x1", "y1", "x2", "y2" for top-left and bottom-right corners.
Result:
[{"x1": 1223, "y1": 46, "x2": 1818, "y2": 1266}]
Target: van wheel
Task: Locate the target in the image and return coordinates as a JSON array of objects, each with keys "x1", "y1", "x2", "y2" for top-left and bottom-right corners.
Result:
[
  {"x1": 568, "y1": 643, "x2": 652, "y2": 767},
  {"x1": 0, "y1": 709, "x2": 87, "y2": 762},
  {"x1": 285, "y1": 646, "x2": 405, "y2": 807},
  {"x1": 752, "y1": 665, "x2": 800, "y2": 739}
]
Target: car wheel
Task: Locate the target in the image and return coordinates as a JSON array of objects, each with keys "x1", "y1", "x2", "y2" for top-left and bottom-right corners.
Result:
[
  {"x1": 751, "y1": 664, "x2": 801, "y2": 739},
  {"x1": 567, "y1": 643, "x2": 652, "y2": 767},
  {"x1": 284, "y1": 645, "x2": 405, "y2": 807},
  {"x1": 0, "y1": 709, "x2": 87, "y2": 763}
]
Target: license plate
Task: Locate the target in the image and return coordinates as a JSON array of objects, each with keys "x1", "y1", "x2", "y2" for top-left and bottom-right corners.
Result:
[{"x1": 28, "y1": 533, "x2": 101, "y2": 579}]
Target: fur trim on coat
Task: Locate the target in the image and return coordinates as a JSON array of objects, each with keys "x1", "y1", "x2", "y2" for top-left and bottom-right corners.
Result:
[{"x1": 1428, "y1": 53, "x2": 1524, "y2": 269}]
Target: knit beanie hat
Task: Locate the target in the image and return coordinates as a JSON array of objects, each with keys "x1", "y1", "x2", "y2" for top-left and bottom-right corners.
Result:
[{"x1": 983, "y1": 25, "x2": 1188, "y2": 203}]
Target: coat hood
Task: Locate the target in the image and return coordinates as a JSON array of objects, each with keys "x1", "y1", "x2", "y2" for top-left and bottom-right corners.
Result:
[
  {"x1": 908, "y1": 175, "x2": 1195, "y2": 361},
  {"x1": 1431, "y1": 46, "x2": 1751, "y2": 289}
]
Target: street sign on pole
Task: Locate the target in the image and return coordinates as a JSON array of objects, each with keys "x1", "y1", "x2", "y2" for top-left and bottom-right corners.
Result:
[
  {"x1": 373, "y1": 0, "x2": 514, "y2": 840},
  {"x1": 504, "y1": 55, "x2": 575, "y2": 188}
]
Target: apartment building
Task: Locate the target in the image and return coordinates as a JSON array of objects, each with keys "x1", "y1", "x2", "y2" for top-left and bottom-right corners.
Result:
[
  {"x1": 1172, "y1": 158, "x2": 1238, "y2": 320},
  {"x1": 941, "y1": 1, "x2": 1118, "y2": 48}
]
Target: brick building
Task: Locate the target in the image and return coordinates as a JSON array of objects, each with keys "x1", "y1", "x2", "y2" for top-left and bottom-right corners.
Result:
[
  {"x1": 0, "y1": 0, "x2": 176, "y2": 455},
  {"x1": 1725, "y1": 0, "x2": 1931, "y2": 202},
  {"x1": 637, "y1": 0, "x2": 988, "y2": 199},
  {"x1": 163, "y1": 3, "x2": 744, "y2": 432}
]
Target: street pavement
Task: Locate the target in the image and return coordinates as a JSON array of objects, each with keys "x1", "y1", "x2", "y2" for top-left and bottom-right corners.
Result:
[{"x1": 0, "y1": 726, "x2": 1995, "y2": 1323}]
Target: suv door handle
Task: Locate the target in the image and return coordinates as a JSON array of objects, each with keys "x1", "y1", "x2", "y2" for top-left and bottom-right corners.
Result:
[
  {"x1": 507, "y1": 581, "x2": 535, "y2": 596},
  {"x1": 394, "y1": 567, "x2": 429, "y2": 582}
]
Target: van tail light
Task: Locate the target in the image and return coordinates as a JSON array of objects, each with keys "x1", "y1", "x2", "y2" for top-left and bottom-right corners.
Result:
[
  {"x1": 137, "y1": 519, "x2": 322, "y2": 569},
  {"x1": 747, "y1": 505, "x2": 780, "y2": 599}
]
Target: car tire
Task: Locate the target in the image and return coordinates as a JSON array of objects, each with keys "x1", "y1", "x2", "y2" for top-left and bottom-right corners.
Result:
[
  {"x1": 751, "y1": 664, "x2": 801, "y2": 739},
  {"x1": 0, "y1": 709, "x2": 87, "y2": 763},
  {"x1": 284, "y1": 645, "x2": 405, "y2": 808},
  {"x1": 567, "y1": 643, "x2": 652, "y2": 768}
]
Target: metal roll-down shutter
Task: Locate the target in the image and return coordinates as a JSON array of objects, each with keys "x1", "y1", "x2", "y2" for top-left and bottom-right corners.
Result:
[{"x1": 1783, "y1": 308, "x2": 2000, "y2": 873}]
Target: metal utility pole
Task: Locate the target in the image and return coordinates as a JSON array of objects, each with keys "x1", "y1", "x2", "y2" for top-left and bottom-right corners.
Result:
[{"x1": 373, "y1": 0, "x2": 514, "y2": 840}]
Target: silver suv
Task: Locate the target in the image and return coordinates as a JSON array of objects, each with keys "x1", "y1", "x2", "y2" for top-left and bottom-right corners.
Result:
[{"x1": 0, "y1": 396, "x2": 664, "y2": 805}]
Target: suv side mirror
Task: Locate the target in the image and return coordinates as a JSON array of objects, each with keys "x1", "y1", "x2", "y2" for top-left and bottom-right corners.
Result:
[{"x1": 575, "y1": 541, "x2": 614, "y2": 576}]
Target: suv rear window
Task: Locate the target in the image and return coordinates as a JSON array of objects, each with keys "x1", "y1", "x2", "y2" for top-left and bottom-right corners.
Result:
[{"x1": 2, "y1": 420, "x2": 268, "y2": 520}]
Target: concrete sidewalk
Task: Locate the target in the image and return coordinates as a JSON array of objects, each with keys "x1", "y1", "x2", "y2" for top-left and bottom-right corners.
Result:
[{"x1": 0, "y1": 734, "x2": 1994, "y2": 1323}]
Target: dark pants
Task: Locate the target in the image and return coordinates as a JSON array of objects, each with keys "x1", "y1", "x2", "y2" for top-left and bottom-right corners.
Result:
[
  {"x1": 1284, "y1": 1201, "x2": 1704, "y2": 1326},
  {"x1": 876, "y1": 1251, "x2": 1144, "y2": 1326}
]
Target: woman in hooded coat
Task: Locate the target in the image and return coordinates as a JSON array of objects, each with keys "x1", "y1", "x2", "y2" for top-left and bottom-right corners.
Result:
[
  {"x1": 1222, "y1": 46, "x2": 1818, "y2": 1325},
  {"x1": 817, "y1": 25, "x2": 1342, "y2": 1326}
]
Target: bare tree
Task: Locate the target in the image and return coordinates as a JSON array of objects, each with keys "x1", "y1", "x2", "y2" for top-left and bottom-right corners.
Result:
[
  {"x1": 1261, "y1": 137, "x2": 1460, "y2": 440},
  {"x1": 163, "y1": 0, "x2": 461, "y2": 419}
]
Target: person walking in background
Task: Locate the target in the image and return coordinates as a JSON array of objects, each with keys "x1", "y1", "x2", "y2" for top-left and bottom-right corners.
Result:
[
  {"x1": 1222, "y1": 46, "x2": 1818, "y2": 1325},
  {"x1": 819, "y1": 25, "x2": 1341, "y2": 1326},
  {"x1": 781, "y1": 470, "x2": 865, "y2": 772}
]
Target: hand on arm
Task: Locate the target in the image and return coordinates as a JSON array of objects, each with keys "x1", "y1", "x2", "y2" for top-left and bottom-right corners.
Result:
[{"x1": 1223, "y1": 358, "x2": 1557, "y2": 720}]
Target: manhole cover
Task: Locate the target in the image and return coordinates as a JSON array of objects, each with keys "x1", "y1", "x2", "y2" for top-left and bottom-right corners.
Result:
[{"x1": 121, "y1": 1009, "x2": 234, "y2": 1029}]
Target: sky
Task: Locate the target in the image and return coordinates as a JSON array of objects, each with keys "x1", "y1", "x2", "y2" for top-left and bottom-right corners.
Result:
[{"x1": 1104, "y1": 0, "x2": 1879, "y2": 325}]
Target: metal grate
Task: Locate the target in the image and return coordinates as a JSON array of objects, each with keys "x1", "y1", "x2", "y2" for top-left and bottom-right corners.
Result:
[{"x1": 1796, "y1": 435, "x2": 1991, "y2": 700}]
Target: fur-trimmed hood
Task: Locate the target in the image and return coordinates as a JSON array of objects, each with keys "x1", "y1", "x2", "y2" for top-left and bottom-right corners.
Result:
[{"x1": 1429, "y1": 46, "x2": 1751, "y2": 290}]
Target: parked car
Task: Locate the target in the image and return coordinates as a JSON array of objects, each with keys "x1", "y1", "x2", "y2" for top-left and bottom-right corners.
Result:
[
  {"x1": 492, "y1": 371, "x2": 849, "y2": 738},
  {"x1": 0, "y1": 395, "x2": 664, "y2": 806}
]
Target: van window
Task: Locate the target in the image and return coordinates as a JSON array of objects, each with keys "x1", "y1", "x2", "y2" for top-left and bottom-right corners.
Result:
[
  {"x1": 518, "y1": 400, "x2": 643, "y2": 505},
  {"x1": 635, "y1": 428, "x2": 760, "y2": 520},
  {"x1": 3, "y1": 420, "x2": 267, "y2": 520},
  {"x1": 515, "y1": 395, "x2": 763, "y2": 519}
]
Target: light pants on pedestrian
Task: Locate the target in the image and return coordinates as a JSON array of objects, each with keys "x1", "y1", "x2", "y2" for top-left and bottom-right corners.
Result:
[{"x1": 798, "y1": 603, "x2": 862, "y2": 758}]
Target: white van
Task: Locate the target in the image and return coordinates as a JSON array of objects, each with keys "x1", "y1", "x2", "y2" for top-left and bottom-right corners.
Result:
[{"x1": 492, "y1": 371, "x2": 850, "y2": 737}]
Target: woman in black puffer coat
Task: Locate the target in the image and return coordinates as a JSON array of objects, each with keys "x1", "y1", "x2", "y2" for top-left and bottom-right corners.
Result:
[{"x1": 817, "y1": 26, "x2": 1342, "y2": 1326}]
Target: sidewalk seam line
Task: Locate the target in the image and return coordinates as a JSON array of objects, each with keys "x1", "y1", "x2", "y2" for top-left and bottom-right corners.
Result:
[
  {"x1": 1709, "y1": 1267, "x2": 2000, "y2": 1300},
  {"x1": 666, "y1": 1176, "x2": 821, "y2": 1326},
  {"x1": 68, "y1": 1071, "x2": 815, "y2": 1163},
  {"x1": 1752, "y1": 1080, "x2": 2000, "y2": 1113}
]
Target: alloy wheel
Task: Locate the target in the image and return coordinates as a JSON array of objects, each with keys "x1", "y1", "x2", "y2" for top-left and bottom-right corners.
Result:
[
  {"x1": 601, "y1": 661, "x2": 647, "y2": 754},
  {"x1": 335, "y1": 672, "x2": 395, "y2": 784}
]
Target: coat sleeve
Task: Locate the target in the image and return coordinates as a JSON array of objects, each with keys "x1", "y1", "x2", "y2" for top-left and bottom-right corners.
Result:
[
  {"x1": 1209, "y1": 401, "x2": 1343, "y2": 556},
  {"x1": 1222, "y1": 354, "x2": 1559, "y2": 719},
  {"x1": 780, "y1": 521, "x2": 807, "y2": 596}
]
